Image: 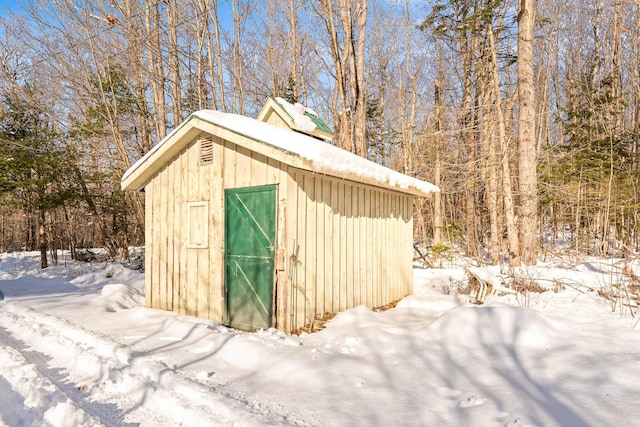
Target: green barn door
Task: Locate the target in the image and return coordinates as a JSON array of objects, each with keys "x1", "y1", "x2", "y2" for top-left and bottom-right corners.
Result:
[{"x1": 224, "y1": 185, "x2": 277, "y2": 330}]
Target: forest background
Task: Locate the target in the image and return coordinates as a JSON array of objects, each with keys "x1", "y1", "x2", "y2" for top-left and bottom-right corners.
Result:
[{"x1": 0, "y1": 0, "x2": 636, "y2": 268}]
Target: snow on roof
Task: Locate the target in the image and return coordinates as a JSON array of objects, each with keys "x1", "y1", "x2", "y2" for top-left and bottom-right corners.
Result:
[
  {"x1": 274, "y1": 97, "x2": 318, "y2": 133},
  {"x1": 193, "y1": 110, "x2": 439, "y2": 196},
  {"x1": 122, "y1": 109, "x2": 438, "y2": 196}
]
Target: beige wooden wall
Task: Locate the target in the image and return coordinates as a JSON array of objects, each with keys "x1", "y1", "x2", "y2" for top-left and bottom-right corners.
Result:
[
  {"x1": 144, "y1": 131, "x2": 415, "y2": 333},
  {"x1": 284, "y1": 168, "x2": 414, "y2": 332},
  {"x1": 144, "y1": 133, "x2": 287, "y2": 321}
]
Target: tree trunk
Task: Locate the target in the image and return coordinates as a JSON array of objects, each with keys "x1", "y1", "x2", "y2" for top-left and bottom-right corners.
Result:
[
  {"x1": 168, "y1": 0, "x2": 182, "y2": 124},
  {"x1": 484, "y1": 100, "x2": 500, "y2": 265},
  {"x1": 39, "y1": 210, "x2": 48, "y2": 269},
  {"x1": 289, "y1": 0, "x2": 299, "y2": 101},
  {"x1": 458, "y1": 16, "x2": 479, "y2": 258},
  {"x1": 348, "y1": 0, "x2": 368, "y2": 158},
  {"x1": 433, "y1": 77, "x2": 444, "y2": 246},
  {"x1": 231, "y1": 0, "x2": 246, "y2": 114},
  {"x1": 403, "y1": 3, "x2": 418, "y2": 175},
  {"x1": 145, "y1": 0, "x2": 167, "y2": 138},
  {"x1": 318, "y1": 0, "x2": 368, "y2": 157},
  {"x1": 517, "y1": 0, "x2": 538, "y2": 265},
  {"x1": 487, "y1": 22, "x2": 521, "y2": 266}
]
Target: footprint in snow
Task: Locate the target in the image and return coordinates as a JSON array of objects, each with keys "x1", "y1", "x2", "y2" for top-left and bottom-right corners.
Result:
[
  {"x1": 457, "y1": 393, "x2": 486, "y2": 408},
  {"x1": 196, "y1": 371, "x2": 214, "y2": 381}
]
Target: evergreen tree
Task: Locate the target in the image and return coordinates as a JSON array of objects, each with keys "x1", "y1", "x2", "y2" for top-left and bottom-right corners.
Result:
[
  {"x1": 0, "y1": 83, "x2": 78, "y2": 267},
  {"x1": 278, "y1": 75, "x2": 298, "y2": 104},
  {"x1": 545, "y1": 70, "x2": 635, "y2": 253}
]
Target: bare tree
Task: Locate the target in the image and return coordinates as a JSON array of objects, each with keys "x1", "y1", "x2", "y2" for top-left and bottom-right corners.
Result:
[
  {"x1": 145, "y1": 0, "x2": 168, "y2": 138},
  {"x1": 315, "y1": 0, "x2": 368, "y2": 157}
]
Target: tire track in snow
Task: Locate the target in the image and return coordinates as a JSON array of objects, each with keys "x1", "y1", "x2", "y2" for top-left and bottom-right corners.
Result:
[
  {"x1": 0, "y1": 325, "x2": 132, "y2": 427},
  {"x1": 0, "y1": 303, "x2": 307, "y2": 426}
]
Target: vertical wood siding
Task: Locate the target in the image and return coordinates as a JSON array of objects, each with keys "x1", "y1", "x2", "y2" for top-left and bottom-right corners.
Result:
[
  {"x1": 209, "y1": 136, "x2": 224, "y2": 321},
  {"x1": 285, "y1": 168, "x2": 414, "y2": 331},
  {"x1": 144, "y1": 132, "x2": 415, "y2": 333},
  {"x1": 145, "y1": 134, "x2": 286, "y2": 322},
  {"x1": 185, "y1": 141, "x2": 199, "y2": 317}
]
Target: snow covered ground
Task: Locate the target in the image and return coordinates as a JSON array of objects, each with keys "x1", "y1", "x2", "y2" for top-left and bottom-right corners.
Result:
[{"x1": 0, "y1": 251, "x2": 639, "y2": 426}]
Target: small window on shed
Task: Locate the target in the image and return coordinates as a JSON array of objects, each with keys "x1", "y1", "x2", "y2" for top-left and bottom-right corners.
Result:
[
  {"x1": 187, "y1": 201, "x2": 209, "y2": 248},
  {"x1": 199, "y1": 135, "x2": 214, "y2": 165}
]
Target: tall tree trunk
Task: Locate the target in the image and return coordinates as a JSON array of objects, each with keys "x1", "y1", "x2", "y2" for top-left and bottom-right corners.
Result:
[
  {"x1": 168, "y1": 0, "x2": 182, "y2": 124},
  {"x1": 200, "y1": 0, "x2": 224, "y2": 111},
  {"x1": 318, "y1": 0, "x2": 368, "y2": 157},
  {"x1": 231, "y1": 0, "x2": 246, "y2": 114},
  {"x1": 478, "y1": 48, "x2": 500, "y2": 264},
  {"x1": 213, "y1": 1, "x2": 225, "y2": 110},
  {"x1": 146, "y1": 1, "x2": 167, "y2": 138},
  {"x1": 518, "y1": 0, "x2": 538, "y2": 265},
  {"x1": 321, "y1": 0, "x2": 350, "y2": 151},
  {"x1": 433, "y1": 76, "x2": 444, "y2": 246},
  {"x1": 457, "y1": 14, "x2": 479, "y2": 258},
  {"x1": 488, "y1": 22, "x2": 521, "y2": 266},
  {"x1": 347, "y1": 0, "x2": 368, "y2": 157},
  {"x1": 405, "y1": 2, "x2": 418, "y2": 175},
  {"x1": 483, "y1": 101, "x2": 500, "y2": 264},
  {"x1": 289, "y1": 0, "x2": 300, "y2": 101}
]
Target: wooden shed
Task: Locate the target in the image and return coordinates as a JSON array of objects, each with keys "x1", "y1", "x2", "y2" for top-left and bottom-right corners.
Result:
[{"x1": 121, "y1": 99, "x2": 438, "y2": 332}]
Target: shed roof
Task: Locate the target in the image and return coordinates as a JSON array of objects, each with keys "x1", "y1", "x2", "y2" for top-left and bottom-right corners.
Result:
[
  {"x1": 121, "y1": 110, "x2": 439, "y2": 197},
  {"x1": 256, "y1": 96, "x2": 333, "y2": 140}
]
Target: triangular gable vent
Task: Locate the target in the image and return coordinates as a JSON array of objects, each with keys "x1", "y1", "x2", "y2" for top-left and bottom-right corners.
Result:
[{"x1": 199, "y1": 135, "x2": 213, "y2": 165}]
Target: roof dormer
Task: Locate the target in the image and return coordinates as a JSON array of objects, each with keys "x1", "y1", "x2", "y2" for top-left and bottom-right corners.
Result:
[{"x1": 256, "y1": 96, "x2": 333, "y2": 141}]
